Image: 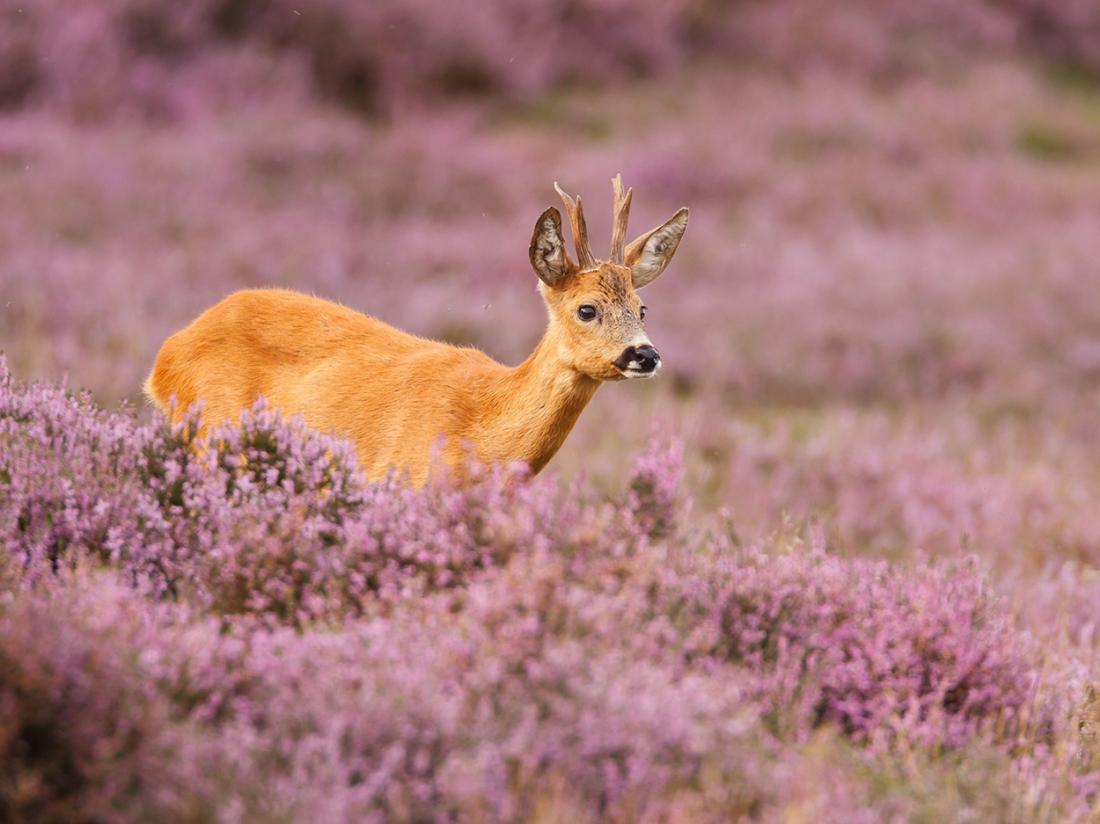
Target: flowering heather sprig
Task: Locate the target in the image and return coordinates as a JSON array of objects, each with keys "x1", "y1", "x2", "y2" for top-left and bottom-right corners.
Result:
[
  {"x1": 0, "y1": 360, "x2": 564, "y2": 625},
  {"x1": 0, "y1": 544, "x2": 1081, "y2": 821},
  {"x1": 666, "y1": 545, "x2": 1038, "y2": 750},
  {"x1": 2, "y1": 363, "x2": 1090, "y2": 819},
  {"x1": 0, "y1": 577, "x2": 213, "y2": 822},
  {"x1": 0, "y1": 575, "x2": 866, "y2": 821},
  {"x1": 625, "y1": 429, "x2": 686, "y2": 541},
  {"x1": 0, "y1": 356, "x2": 158, "y2": 583}
]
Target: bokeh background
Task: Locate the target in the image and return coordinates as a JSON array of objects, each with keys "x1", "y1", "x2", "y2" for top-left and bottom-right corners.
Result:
[{"x1": 5, "y1": 1, "x2": 1100, "y2": 818}]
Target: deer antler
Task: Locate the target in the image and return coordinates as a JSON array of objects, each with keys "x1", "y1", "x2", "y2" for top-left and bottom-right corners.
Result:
[
  {"x1": 609, "y1": 174, "x2": 633, "y2": 265},
  {"x1": 554, "y1": 182, "x2": 598, "y2": 270}
]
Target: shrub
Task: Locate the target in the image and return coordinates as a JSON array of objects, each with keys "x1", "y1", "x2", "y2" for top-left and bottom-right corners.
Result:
[{"x1": 1, "y1": 362, "x2": 1089, "y2": 819}]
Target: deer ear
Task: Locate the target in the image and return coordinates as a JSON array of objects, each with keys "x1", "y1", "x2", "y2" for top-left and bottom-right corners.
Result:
[
  {"x1": 625, "y1": 207, "x2": 689, "y2": 289},
  {"x1": 529, "y1": 207, "x2": 575, "y2": 288}
]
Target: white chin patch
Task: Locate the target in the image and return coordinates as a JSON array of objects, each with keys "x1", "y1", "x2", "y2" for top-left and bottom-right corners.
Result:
[{"x1": 618, "y1": 360, "x2": 661, "y2": 379}]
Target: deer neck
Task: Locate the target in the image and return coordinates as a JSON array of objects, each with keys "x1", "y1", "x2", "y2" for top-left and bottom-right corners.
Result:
[{"x1": 480, "y1": 327, "x2": 600, "y2": 473}]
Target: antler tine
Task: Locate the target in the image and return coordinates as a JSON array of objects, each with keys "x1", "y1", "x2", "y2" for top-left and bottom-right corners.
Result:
[
  {"x1": 609, "y1": 173, "x2": 633, "y2": 264},
  {"x1": 554, "y1": 181, "x2": 598, "y2": 270}
]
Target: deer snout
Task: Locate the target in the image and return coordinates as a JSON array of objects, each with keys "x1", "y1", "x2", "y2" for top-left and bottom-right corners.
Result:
[{"x1": 615, "y1": 344, "x2": 661, "y2": 378}]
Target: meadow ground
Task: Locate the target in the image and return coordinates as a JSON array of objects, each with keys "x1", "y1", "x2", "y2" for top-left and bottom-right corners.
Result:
[{"x1": 3, "y1": 1, "x2": 1100, "y2": 820}]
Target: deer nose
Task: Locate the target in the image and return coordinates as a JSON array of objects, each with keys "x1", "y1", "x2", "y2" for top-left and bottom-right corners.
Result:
[
  {"x1": 634, "y1": 345, "x2": 661, "y2": 372},
  {"x1": 616, "y1": 344, "x2": 661, "y2": 374}
]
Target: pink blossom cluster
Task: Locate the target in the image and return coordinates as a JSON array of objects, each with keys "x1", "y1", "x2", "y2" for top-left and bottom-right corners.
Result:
[
  {"x1": 1, "y1": 361, "x2": 1088, "y2": 819},
  {"x1": 1, "y1": 359, "x2": 566, "y2": 627}
]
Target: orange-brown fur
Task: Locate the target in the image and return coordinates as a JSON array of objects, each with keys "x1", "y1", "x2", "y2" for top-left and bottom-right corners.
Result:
[{"x1": 145, "y1": 179, "x2": 688, "y2": 486}]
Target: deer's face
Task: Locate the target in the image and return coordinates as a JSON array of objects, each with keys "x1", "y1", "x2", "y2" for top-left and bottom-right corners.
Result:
[
  {"x1": 542, "y1": 264, "x2": 658, "y2": 381},
  {"x1": 528, "y1": 178, "x2": 688, "y2": 384}
]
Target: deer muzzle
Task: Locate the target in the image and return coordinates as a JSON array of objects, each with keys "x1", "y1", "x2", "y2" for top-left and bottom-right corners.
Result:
[{"x1": 614, "y1": 344, "x2": 661, "y2": 377}]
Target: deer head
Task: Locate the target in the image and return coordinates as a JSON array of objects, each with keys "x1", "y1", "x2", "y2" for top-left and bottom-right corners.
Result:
[{"x1": 528, "y1": 175, "x2": 689, "y2": 381}]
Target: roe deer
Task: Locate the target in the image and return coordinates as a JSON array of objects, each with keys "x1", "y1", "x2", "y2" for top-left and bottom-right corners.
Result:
[{"x1": 145, "y1": 176, "x2": 688, "y2": 486}]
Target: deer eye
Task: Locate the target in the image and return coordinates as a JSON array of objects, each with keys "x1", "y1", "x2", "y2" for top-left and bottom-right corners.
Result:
[
  {"x1": 577, "y1": 304, "x2": 597, "y2": 322},
  {"x1": 640, "y1": 305, "x2": 647, "y2": 321}
]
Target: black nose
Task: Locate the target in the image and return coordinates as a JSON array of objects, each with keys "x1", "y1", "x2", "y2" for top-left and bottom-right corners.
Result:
[
  {"x1": 634, "y1": 345, "x2": 660, "y2": 372},
  {"x1": 615, "y1": 344, "x2": 661, "y2": 374}
]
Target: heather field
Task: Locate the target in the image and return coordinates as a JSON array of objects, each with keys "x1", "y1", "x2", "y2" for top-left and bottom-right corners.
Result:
[{"x1": 4, "y1": 1, "x2": 1100, "y2": 821}]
